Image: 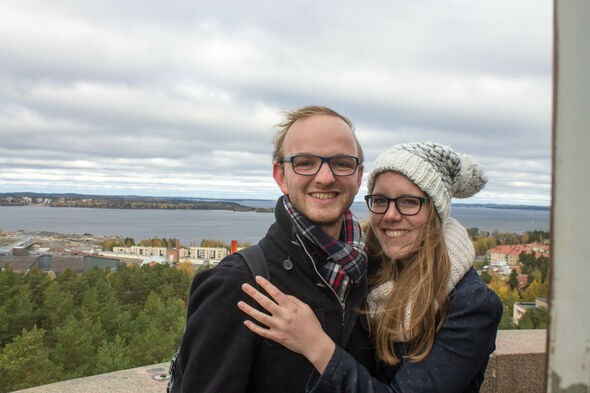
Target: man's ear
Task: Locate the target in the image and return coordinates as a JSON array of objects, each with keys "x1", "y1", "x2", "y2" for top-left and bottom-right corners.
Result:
[
  {"x1": 356, "y1": 165, "x2": 364, "y2": 191},
  {"x1": 273, "y1": 162, "x2": 289, "y2": 195}
]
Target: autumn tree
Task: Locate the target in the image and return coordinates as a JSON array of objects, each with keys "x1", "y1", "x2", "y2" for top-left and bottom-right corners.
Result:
[
  {"x1": 200, "y1": 238, "x2": 229, "y2": 249},
  {"x1": 521, "y1": 279, "x2": 548, "y2": 302},
  {"x1": 103, "y1": 237, "x2": 125, "y2": 251}
]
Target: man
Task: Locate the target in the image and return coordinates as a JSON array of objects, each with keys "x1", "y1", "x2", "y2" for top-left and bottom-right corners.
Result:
[{"x1": 174, "y1": 106, "x2": 374, "y2": 392}]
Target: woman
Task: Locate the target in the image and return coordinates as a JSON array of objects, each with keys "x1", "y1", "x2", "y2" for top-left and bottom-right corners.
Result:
[{"x1": 238, "y1": 142, "x2": 503, "y2": 393}]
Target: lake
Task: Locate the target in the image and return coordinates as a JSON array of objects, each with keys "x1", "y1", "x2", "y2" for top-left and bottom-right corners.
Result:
[{"x1": 0, "y1": 202, "x2": 549, "y2": 246}]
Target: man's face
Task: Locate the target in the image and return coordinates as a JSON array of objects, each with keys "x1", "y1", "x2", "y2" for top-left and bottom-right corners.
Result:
[{"x1": 273, "y1": 115, "x2": 363, "y2": 238}]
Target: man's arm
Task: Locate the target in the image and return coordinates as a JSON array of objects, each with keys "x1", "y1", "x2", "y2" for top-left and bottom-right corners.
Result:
[{"x1": 178, "y1": 260, "x2": 260, "y2": 393}]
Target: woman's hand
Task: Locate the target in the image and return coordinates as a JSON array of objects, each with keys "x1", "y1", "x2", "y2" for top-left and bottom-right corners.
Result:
[{"x1": 238, "y1": 276, "x2": 336, "y2": 374}]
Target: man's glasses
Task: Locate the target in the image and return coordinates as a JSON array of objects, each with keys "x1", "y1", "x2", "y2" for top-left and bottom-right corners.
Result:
[
  {"x1": 364, "y1": 194, "x2": 429, "y2": 216},
  {"x1": 280, "y1": 155, "x2": 360, "y2": 176}
]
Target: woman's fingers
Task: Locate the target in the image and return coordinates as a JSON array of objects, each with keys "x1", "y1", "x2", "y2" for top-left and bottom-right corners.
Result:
[
  {"x1": 237, "y1": 300, "x2": 274, "y2": 327},
  {"x1": 241, "y1": 282, "x2": 280, "y2": 314},
  {"x1": 242, "y1": 319, "x2": 272, "y2": 338},
  {"x1": 254, "y1": 275, "x2": 290, "y2": 305}
]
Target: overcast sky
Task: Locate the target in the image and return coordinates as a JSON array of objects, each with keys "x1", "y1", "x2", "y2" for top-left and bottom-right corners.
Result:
[{"x1": 0, "y1": 0, "x2": 552, "y2": 206}]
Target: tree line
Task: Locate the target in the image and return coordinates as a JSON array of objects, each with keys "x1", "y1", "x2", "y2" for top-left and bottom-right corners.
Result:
[
  {"x1": 102, "y1": 236, "x2": 251, "y2": 251},
  {"x1": 0, "y1": 262, "x2": 196, "y2": 392}
]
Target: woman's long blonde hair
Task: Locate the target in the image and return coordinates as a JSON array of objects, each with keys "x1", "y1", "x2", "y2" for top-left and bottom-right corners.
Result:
[{"x1": 365, "y1": 202, "x2": 451, "y2": 366}]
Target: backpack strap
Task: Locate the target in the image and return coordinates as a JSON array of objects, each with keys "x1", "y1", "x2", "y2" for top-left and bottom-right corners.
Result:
[
  {"x1": 167, "y1": 245, "x2": 269, "y2": 393},
  {"x1": 236, "y1": 244, "x2": 270, "y2": 282}
]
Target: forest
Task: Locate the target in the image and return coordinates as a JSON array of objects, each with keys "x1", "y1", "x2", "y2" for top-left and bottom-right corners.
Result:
[{"x1": 0, "y1": 262, "x2": 195, "y2": 392}]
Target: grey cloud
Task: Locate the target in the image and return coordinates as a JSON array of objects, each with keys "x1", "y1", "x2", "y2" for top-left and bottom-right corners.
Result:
[{"x1": 0, "y1": 0, "x2": 552, "y2": 205}]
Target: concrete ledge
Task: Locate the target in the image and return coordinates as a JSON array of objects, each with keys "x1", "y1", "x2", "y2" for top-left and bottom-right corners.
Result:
[
  {"x1": 12, "y1": 363, "x2": 170, "y2": 393},
  {"x1": 14, "y1": 330, "x2": 547, "y2": 393},
  {"x1": 481, "y1": 329, "x2": 547, "y2": 393}
]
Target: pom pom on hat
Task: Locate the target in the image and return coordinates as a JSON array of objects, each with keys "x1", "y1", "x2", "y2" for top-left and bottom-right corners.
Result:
[
  {"x1": 367, "y1": 142, "x2": 487, "y2": 224},
  {"x1": 452, "y1": 153, "x2": 488, "y2": 198}
]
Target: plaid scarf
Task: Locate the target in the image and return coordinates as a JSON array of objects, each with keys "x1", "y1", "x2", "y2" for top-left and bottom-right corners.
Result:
[{"x1": 283, "y1": 196, "x2": 367, "y2": 301}]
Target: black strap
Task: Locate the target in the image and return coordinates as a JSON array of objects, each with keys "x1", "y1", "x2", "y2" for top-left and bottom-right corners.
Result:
[
  {"x1": 167, "y1": 245, "x2": 269, "y2": 393},
  {"x1": 236, "y1": 245, "x2": 270, "y2": 282}
]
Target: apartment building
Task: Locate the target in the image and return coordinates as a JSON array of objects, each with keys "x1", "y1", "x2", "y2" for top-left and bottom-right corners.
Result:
[
  {"x1": 111, "y1": 245, "x2": 189, "y2": 263},
  {"x1": 189, "y1": 246, "x2": 228, "y2": 261}
]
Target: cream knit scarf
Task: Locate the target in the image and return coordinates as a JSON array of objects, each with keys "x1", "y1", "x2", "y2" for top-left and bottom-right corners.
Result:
[{"x1": 366, "y1": 217, "x2": 474, "y2": 341}]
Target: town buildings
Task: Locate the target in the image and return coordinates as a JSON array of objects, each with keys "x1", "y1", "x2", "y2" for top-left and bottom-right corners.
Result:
[
  {"x1": 1, "y1": 230, "x2": 237, "y2": 272},
  {"x1": 487, "y1": 243, "x2": 550, "y2": 268},
  {"x1": 107, "y1": 245, "x2": 228, "y2": 266}
]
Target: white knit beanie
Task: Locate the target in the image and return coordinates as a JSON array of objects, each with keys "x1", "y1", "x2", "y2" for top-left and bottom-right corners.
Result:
[{"x1": 366, "y1": 142, "x2": 487, "y2": 225}]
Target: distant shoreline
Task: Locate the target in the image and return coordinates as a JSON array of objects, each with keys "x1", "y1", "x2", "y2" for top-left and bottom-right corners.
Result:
[
  {"x1": 449, "y1": 203, "x2": 550, "y2": 211},
  {"x1": 0, "y1": 192, "x2": 274, "y2": 212},
  {"x1": 0, "y1": 192, "x2": 550, "y2": 212}
]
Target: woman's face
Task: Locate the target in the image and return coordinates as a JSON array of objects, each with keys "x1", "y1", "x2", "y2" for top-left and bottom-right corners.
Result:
[{"x1": 369, "y1": 172, "x2": 430, "y2": 262}]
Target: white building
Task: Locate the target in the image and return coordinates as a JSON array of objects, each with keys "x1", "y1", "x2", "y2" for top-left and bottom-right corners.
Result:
[{"x1": 189, "y1": 246, "x2": 228, "y2": 261}]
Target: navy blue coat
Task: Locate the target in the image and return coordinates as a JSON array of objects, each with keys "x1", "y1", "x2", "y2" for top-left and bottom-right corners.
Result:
[{"x1": 308, "y1": 268, "x2": 502, "y2": 393}]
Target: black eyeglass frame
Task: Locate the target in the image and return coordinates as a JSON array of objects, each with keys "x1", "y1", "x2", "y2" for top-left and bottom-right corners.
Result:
[
  {"x1": 364, "y1": 194, "x2": 430, "y2": 216},
  {"x1": 280, "y1": 154, "x2": 360, "y2": 176}
]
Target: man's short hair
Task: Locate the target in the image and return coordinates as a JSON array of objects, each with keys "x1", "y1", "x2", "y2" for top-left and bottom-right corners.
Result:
[{"x1": 272, "y1": 105, "x2": 364, "y2": 164}]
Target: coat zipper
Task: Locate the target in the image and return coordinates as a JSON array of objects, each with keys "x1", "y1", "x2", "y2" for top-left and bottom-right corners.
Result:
[{"x1": 295, "y1": 234, "x2": 349, "y2": 327}]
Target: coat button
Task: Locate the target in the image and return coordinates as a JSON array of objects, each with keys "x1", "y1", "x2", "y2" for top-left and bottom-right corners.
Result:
[{"x1": 282, "y1": 259, "x2": 294, "y2": 270}]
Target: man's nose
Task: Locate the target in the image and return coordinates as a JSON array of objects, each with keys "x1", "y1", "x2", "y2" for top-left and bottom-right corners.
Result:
[{"x1": 314, "y1": 162, "x2": 336, "y2": 183}]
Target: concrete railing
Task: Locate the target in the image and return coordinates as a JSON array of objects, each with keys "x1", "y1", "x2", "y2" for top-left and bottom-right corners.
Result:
[
  {"x1": 14, "y1": 329, "x2": 547, "y2": 393},
  {"x1": 481, "y1": 329, "x2": 547, "y2": 393}
]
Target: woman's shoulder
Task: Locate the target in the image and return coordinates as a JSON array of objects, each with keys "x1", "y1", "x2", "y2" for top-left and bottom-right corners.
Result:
[{"x1": 450, "y1": 268, "x2": 502, "y2": 311}]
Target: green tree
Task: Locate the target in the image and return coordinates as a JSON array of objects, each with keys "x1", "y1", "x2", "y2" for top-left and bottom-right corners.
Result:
[
  {"x1": 473, "y1": 239, "x2": 488, "y2": 256},
  {"x1": 480, "y1": 270, "x2": 492, "y2": 284},
  {"x1": 0, "y1": 282, "x2": 35, "y2": 346},
  {"x1": 497, "y1": 311, "x2": 515, "y2": 330},
  {"x1": 0, "y1": 326, "x2": 61, "y2": 392},
  {"x1": 537, "y1": 256, "x2": 549, "y2": 283},
  {"x1": 95, "y1": 335, "x2": 133, "y2": 374},
  {"x1": 126, "y1": 292, "x2": 183, "y2": 365},
  {"x1": 55, "y1": 268, "x2": 78, "y2": 294},
  {"x1": 507, "y1": 269, "x2": 519, "y2": 291},
  {"x1": 23, "y1": 267, "x2": 52, "y2": 322},
  {"x1": 466, "y1": 227, "x2": 480, "y2": 241},
  {"x1": 519, "y1": 251, "x2": 537, "y2": 275},
  {"x1": 52, "y1": 314, "x2": 105, "y2": 378},
  {"x1": 40, "y1": 281, "x2": 76, "y2": 340},
  {"x1": 517, "y1": 307, "x2": 547, "y2": 329}
]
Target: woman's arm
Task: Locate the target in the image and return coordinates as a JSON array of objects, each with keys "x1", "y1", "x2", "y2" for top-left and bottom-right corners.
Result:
[{"x1": 239, "y1": 273, "x2": 502, "y2": 393}]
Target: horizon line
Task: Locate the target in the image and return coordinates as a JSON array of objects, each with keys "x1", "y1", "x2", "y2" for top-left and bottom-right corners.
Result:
[{"x1": 0, "y1": 190, "x2": 551, "y2": 208}]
